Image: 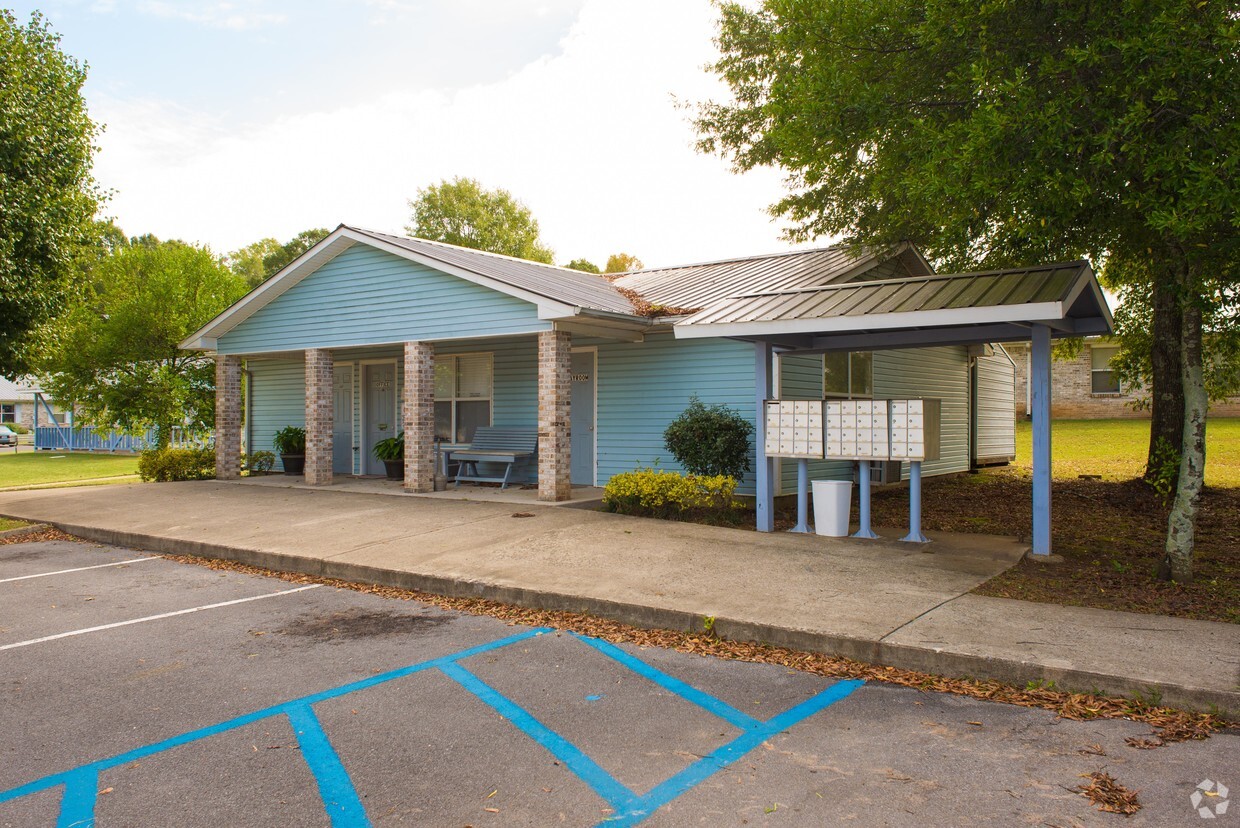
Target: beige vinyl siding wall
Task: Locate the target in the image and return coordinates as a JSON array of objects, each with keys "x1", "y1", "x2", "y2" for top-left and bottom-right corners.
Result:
[{"x1": 873, "y1": 346, "x2": 971, "y2": 477}]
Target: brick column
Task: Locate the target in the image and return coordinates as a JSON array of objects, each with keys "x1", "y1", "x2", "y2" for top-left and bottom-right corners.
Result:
[
  {"x1": 214, "y1": 354, "x2": 243, "y2": 480},
  {"x1": 538, "y1": 329, "x2": 572, "y2": 502},
  {"x1": 403, "y1": 341, "x2": 436, "y2": 492},
  {"x1": 304, "y1": 349, "x2": 334, "y2": 485}
]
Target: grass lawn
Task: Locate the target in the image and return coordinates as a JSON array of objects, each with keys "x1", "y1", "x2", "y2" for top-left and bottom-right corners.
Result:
[
  {"x1": 871, "y1": 418, "x2": 1240, "y2": 624},
  {"x1": 1015, "y1": 418, "x2": 1240, "y2": 487},
  {"x1": 0, "y1": 452, "x2": 141, "y2": 488},
  {"x1": 0, "y1": 517, "x2": 29, "y2": 531}
]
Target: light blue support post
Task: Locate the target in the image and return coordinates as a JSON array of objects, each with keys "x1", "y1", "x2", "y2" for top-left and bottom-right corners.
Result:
[
  {"x1": 1030, "y1": 324, "x2": 1053, "y2": 555},
  {"x1": 790, "y1": 458, "x2": 810, "y2": 533},
  {"x1": 852, "y1": 461, "x2": 879, "y2": 539},
  {"x1": 32, "y1": 395, "x2": 38, "y2": 450},
  {"x1": 901, "y1": 460, "x2": 929, "y2": 543},
  {"x1": 754, "y1": 341, "x2": 775, "y2": 532}
]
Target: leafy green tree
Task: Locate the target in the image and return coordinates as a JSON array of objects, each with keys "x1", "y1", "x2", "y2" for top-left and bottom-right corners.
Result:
[
  {"x1": 38, "y1": 237, "x2": 247, "y2": 447},
  {"x1": 0, "y1": 11, "x2": 102, "y2": 376},
  {"x1": 604, "y1": 253, "x2": 643, "y2": 274},
  {"x1": 696, "y1": 0, "x2": 1238, "y2": 582},
  {"x1": 564, "y1": 258, "x2": 601, "y2": 274},
  {"x1": 407, "y1": 177, "x2": 554, "y2": 263},
  {"x1": 227, "y1": 228, "x2": 330, "y2": 289}
]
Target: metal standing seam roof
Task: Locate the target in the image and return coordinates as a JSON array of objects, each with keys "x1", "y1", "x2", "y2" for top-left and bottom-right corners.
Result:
[
  {"x1": 681, "y1": 262, "x2": 1092, "y2": 326},
  {"x1": 349, "y1": 227, "x2": 640, "y2": 316},
  {"x1": 611, "y1": 245, "x2": 889, "y2": 310}
]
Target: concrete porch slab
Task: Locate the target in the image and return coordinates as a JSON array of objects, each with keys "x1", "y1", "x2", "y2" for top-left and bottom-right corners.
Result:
[
  {"x1": 0, "y1": 481, "x2": 1235, "y2": 714},
  {"x1": 233, "y1": 474, "x2": 605, "y2": 508}
]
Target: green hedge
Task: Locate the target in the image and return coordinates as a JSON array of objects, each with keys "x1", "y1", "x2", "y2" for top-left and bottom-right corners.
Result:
[
  {"x1": 138, "y1": 447, "x2": 216, "y2": 482},
  {"x1": 602, "y1": 467, "x2": 741, "y2": 524}
]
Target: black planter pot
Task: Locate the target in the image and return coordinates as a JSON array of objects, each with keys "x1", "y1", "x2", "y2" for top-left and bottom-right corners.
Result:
[
  {"x1": 382, "y1": 459, "x2": 404, "y2": 481},
  {"x1": 281, "y1": 454, "x2": 305, "y2": 475}
]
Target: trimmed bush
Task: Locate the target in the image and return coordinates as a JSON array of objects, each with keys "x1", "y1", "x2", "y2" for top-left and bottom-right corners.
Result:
[
  {"x1": 138, "y1": 447, "x2": 216, "y2": 482},
  {"x1": 245, "y1": 450, "x2": 276, "y2": 474},
  {"x1": 663, "y1": 397, "x2": 754, "y2": 481},
  {"x1": 4, "y1": 423, "x2": 29, "y2": 434},
  {"x1": 602, "y1": 467, "x2": 740, "y2": 523}
]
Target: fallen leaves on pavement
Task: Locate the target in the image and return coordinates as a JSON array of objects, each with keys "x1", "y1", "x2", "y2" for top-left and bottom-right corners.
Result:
[{"x1": 1077, "y1": 771, "x2": 1141, "y2": 815}]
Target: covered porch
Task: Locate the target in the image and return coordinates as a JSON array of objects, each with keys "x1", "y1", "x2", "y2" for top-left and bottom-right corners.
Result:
[{"x1": 675, "y1": 261, "x2": 1114, "y2": 556}]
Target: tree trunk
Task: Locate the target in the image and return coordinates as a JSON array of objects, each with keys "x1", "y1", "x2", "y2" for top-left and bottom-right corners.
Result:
[
  {"x1": 1146, "y1": 266, "x2": 1184, "y2": 484},
  {"x1": 1161, "y1": 280, "x2": 1207, "y2": 584}
]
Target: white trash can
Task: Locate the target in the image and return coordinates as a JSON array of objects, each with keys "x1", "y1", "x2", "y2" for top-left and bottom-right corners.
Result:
[{"x1": 811, "y1": 480, "x2": 853, "y2": 537}]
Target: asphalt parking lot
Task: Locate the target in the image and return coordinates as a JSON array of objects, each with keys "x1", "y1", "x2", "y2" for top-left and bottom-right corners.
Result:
[{"x1": 0, "y1": 539, "x2": 1236, "y2": 827}]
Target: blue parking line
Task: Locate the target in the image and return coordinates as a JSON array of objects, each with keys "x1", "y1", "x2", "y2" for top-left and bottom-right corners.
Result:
[
  {"x1": 571, "y1": 634, "x2": 764, "y2": 731},
  {"x1": 54, "y1": 768, "x2": 98, "y2": 828},
  {"x1": 0, "y1": 629, "x2": 545, "y2": 824},
  {"x1": 286, "y1": 703, "x2": 371, "y2": 828},
  {"x1": 440, "y1": 661, "x2": 636, "y2": 809}
]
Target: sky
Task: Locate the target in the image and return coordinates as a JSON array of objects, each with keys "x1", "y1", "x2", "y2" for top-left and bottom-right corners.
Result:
[{"x1": 12, "y1": 0, "x2": 810, "y2": 269}]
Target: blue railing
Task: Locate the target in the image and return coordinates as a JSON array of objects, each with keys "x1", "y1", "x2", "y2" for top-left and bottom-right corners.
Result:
[{"x1": 33, "y1": 426, "x2": 212, "y2": 452}]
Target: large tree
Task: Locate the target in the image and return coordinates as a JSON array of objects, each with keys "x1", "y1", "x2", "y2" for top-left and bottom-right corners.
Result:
[
  {"x1": 38, "y1": 236, "x2": 247, "y2": 447},
  {"x1": 696, "y1": 0, "x2": 1238, "y2": 581},
  {"x1": 227, "y1": 228, "x2": 331, "y2": 289},
  {"x1": 0, "y1": 11, "x2": 102, "y2": 376},
  {"x1": 407, "y1": 177, "x2": 554, "y2": 263},
  {"x1": 604, "y1": 253, "x2": 644, "y2": 274}
]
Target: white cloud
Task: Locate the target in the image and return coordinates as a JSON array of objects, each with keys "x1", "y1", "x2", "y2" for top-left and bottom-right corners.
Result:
[
  {"x1": 91, "y1": 0, "x2": 808, "y2": 266},
  {"x1": 138, "y1": 1, "x2": 287, "y2": 29}
]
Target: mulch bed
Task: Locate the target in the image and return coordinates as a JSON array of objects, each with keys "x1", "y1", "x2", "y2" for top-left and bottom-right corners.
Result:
[{"x1": 868, "y1": 468, "x2": 1240, "y2": 624}]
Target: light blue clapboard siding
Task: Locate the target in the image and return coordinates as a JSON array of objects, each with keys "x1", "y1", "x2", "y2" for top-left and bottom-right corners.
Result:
[
  {"x1": 246, "y1": 358, "x2": 305, "y2": 472},
  {"x1": 777, "y1": 353, "x2": 855, "y2": 488},
  {"x1": 596, "y1": 333, "x2": 757, "y2": 492},
  {"x1": 874, "y1": 346, "x2": 971, "y2": 477},
  {"x1": 217, "y1": 245, "x2": 551, "y2": 354}
]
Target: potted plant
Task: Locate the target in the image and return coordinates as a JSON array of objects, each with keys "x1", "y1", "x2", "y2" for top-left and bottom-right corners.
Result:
[
  {"x1": 273, "y1": 426, "x2": 307, "y2": 475},
  {"x1": 373, "y1": 431, "x2": 404, "y2": 480}
]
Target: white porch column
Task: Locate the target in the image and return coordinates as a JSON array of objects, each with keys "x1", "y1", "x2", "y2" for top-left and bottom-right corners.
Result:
[
  {"x1": 214, "y1": 354, "x2": 243, "y2": 480},
  {"x1": 538, "y1": 329, "x2": 572, "y2": 502},
  {"x1": 754, "y1": 340, "x2": 775, "y2": 531},
  {"x1": 1030, "y1": 324, "x2": 1053, "y2": 555},
  {"x1": 404, "y1": 341, "x2": 436, "y2": 493},
  {"x1": 304, "y1": 349, "x2": 333, "y2": 485}
]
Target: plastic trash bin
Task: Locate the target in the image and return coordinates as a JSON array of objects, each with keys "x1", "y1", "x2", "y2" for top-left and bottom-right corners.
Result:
[{"x1": 811, "y1": 480, "x2": 853, "y2": 537}]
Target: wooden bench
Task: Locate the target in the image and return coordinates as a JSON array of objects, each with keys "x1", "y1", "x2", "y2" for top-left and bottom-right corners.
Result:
[{"x1": 445, "y1": 426, "x2": 538, "y2": 490}]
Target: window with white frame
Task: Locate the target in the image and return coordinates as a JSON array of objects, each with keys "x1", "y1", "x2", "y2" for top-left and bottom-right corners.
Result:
[
  {"x1": 1091, "y1": 346, "x2": 1122, "y2": 394},
  {"x1": 823, "y1": 352, "x2": 874, "y2": 399},
  {"x1": 0, "y1": 404, "x2": 14, "y2": 423},
  {"x1": 435, "y1": 353, "x2": 493, "y2": 443}
]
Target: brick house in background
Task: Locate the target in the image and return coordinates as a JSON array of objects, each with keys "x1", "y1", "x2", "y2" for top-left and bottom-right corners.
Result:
[{"x1": 1006, "y1": 338, "x2": 1240, "y2": 418}]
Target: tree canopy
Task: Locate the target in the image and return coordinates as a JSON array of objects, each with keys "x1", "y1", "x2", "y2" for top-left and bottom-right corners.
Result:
[
  {"x1": 407, "y1": 177, "x2": 554, "y2": 263},
  {"x1": 37, "y1": 236, "x2": 247, "y2": 446},
  {"x1": 696, "y1": 0, "x2": 1238, "y2": 582},
  {"x1": 604, "y1": 253, "x2": 644, "y2": 274},
  {"x1": 227, "y1": 228, "x2": 331, "y2": 289},
  {"x1": 0, "y1": 11, "x2": 102, "y2": 376},
  {"x1": 564, "y1": 258, "x2": 601, "y2": 273}
]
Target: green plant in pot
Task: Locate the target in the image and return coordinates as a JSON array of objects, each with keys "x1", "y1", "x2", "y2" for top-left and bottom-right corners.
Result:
[
  {"x1": 273, "y1": 426, "x2": 307, "y2": 476},
  {"x1": 373, "y1": 431, "x2": 404, "y2": 480}
]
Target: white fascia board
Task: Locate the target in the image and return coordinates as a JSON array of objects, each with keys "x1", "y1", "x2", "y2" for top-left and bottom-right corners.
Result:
[{"x1": 672, "y1": 301, "x2": 1066, "y2": 339}]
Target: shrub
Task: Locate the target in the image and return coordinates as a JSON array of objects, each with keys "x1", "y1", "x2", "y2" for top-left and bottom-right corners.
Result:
[
  {"x1": 5, "y1": 423, "x2": 29, "y2": 434},
  {"x1": 663, "y1": 396, "x2": 754, "y2": 480},
  {"x1": 602, "y1": 467, "x2": 740, "y2": 523},
  {"x1": 273, "y1": 426, "x2": 306, "y2": 455},
  {"x1": 373, "y1": 432, "x2": 405, "y2": 461},
  {"x1": 245, "y1": 450, "x2": 275, "y2": 474},
  {"x1": 139, "y1": 447, "x2": 216, "y2": 482}
]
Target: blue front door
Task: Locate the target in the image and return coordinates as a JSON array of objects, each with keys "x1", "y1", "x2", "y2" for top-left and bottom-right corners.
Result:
[
  {"x1": 332, "y1": 364, "x2": 354, "y2": 474},
  {"x1": 570, "y1": 350, "x2": 595, "y2": 485},
  {"x1": 363, "y1": 363, "x2": 395, "y2": 476}
]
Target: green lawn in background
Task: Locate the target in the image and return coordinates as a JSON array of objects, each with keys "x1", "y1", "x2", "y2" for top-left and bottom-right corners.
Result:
[
  {"x1": 0, "y1": 452, "x2": 141, "y2": 488},
  {"x1": 1014, "y1": 418, "x2": 1240, "y2": 488}
]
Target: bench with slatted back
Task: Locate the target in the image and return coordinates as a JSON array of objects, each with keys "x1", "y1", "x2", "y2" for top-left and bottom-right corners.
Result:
[{"x1": 446, "y1": 426, "x2": 538, "y2": 489}]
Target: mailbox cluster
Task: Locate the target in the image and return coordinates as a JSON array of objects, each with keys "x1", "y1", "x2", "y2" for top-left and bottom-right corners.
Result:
[{"x1": 764, "y1": 398, "x2": 941, "y2": 462}]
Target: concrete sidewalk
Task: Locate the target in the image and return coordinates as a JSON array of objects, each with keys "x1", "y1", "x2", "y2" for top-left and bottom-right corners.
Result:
[{"x1": 0, "y1": 481, "x2": 1236, "y2": 714}]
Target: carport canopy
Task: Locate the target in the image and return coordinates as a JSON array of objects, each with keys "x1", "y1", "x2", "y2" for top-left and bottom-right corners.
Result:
[{"x1": 672, "y1": 260, "x2": 1115, "y2": 555}]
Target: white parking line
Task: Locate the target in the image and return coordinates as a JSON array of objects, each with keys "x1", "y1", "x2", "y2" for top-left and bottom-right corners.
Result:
[
  {"x1": 0, "y1": 584, "x2": 322, "y2": 652},
  {"x1": 0, "y1": 557, "x2": 161, "y2": 584}
]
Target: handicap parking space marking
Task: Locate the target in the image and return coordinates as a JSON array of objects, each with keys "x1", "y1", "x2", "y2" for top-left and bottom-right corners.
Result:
[
  {"x1": 1, "y1": 624, "x2": 865, "y2": 828},
  {"x1": 0, "y1": 584, "x2": 322, "y2": 652},
  {"x1": 0, "y1": 552, "x2": 161, "y2": 585}
]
